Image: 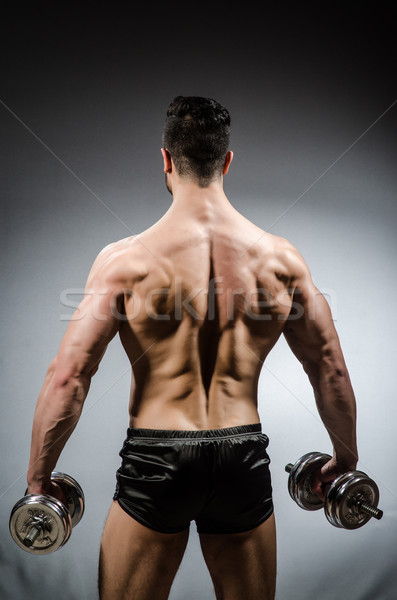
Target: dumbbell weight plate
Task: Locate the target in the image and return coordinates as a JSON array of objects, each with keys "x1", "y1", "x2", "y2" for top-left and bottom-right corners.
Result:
[
  {"x1": 324, "y1": 471, "x2": 380, "y2": 529},
  {"x1": 9, "y1": 494, "x2": 72, "y2": 554},
  {"x1": 51, "y1": 472, "x2": 85, "y2": 527},
  {"x1": 287, "y1": 452, "x2": 332, "y2": 511}
]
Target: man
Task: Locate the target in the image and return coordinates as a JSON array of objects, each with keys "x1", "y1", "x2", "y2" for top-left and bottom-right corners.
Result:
[{"x1": 27, "y1": 96, "x2": 358, "y2": 600}]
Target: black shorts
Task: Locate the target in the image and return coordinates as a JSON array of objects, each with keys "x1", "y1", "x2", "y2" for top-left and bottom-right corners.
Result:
[{"x1": 113, "y1": 423, "x2": 273, "y2": 534}]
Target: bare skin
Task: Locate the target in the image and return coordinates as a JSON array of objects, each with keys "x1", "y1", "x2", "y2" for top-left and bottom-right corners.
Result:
[{"x1": 27, "y1": 149, "x2": 358, "y2": 600}]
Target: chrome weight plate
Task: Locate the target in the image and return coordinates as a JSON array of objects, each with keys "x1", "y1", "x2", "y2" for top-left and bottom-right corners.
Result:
[
  {"x1": 287, "y1": 452, "x2": 331, "y2": 511},
  {"x1": 324, "y1": 471, "x2": 380, "y2": 529}
]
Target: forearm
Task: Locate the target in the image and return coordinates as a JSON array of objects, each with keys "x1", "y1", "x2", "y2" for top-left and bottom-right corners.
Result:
[
  {"x1": 308, "y1": 363, "x2": 358, "y2": 468},
  {"x1": 27, "y1": 364, "x2": 90, "y2": 493}
]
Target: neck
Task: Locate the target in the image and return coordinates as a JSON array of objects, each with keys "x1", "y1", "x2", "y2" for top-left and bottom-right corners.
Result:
[{"x1": 166, "y1": 178, "x2": 233, "y2": 222}]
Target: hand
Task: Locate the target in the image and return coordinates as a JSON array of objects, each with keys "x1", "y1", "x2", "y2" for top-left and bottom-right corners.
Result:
[
  {"x1": 28, "y1": 481, "x2": 68, "y2": 507},
  {"x1": 311, "y1": 457, "x2": 356, "y2": 502}
]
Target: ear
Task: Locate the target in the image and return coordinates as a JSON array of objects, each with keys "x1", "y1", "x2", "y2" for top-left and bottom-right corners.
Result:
[
  {"x1": 161, "y1": 148, "x2": 173, "y2": 173},
  {"x1": 222, "y1": 150, "x2": 233, "y2": 175}
]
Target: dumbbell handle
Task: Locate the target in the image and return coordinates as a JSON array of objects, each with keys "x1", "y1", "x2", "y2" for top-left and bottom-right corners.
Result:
[
  {"x1": 23, "y1": 524, "x2": 42, "y2": 548},
  {"x1": 285, "y1": 462, "x2": 383, "y2": 520},
  {"x1": 354, "y1": 500, "x2": 383, "y2": 520}
]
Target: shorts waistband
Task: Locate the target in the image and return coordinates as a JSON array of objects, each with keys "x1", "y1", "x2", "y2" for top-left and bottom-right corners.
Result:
[{"x1": 126, "y1": 423, "x2": 262, "y2": 440}]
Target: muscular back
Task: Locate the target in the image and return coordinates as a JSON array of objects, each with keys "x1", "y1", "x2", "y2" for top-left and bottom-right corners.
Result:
[
  {"x1": 28, "y1": 151, "x2": 357, "y2": 499},
  {"x1": 96, "y1": 205, "x2": 299, "y2": 430}
]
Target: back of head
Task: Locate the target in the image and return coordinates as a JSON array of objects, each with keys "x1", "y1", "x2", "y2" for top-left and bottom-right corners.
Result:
[{"x1": 162, "y1": 96, "x2": 231, "y2": 187}]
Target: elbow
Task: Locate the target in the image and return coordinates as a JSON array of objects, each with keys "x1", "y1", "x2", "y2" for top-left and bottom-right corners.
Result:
[
  {"x1": 333, "y1": 366, "x2": 348, "y2": 381},
  {"x1": 303, "y1": 358, "x2": 348, "y2": 387},
  {"x1": 50, "y1": 368, "x2": 91, "y2": 411},
  {"x1": 46, "y1": 357, "x2": 58, "y2": 379},
  {"x1": 50, "y1": 359, "x2": 91, "y2": 392},
  {"x1": 327, "y1": 361, "x2": 349, "y2": 383},
  {"x1": 301, "y1": 359, "x2": 320, "y2": 383},
  {"x1": 53, "y1": 370, "x2": 90, "y2": 391}
]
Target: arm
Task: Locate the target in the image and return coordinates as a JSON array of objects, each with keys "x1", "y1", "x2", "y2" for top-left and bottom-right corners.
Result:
[
  {"x1": 27, "y1": 246, "x2": 123, "y2": 497},
  {"x1": 283, "y1": 254, "x2": 358, "y2": 495}
]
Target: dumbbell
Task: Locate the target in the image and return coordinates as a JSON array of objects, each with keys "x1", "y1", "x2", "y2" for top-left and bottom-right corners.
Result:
[
  {"x1": 9, "y1": 472, "x2": 85, "y2": 554},
  {"x1": 285, "y1": 452, "x2": 383, "y2": 529}
]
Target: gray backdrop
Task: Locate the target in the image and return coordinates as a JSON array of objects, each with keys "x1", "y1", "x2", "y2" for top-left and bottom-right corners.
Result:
[{"x1": 1, "y1": 5, "x2": 396, "y2": 599}]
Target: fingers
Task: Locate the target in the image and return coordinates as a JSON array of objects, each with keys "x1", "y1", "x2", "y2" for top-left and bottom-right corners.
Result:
[
  {"x1": 311, "y1": 479, "x2": 324, "y2": 501},
  {"x1": 50, "y1": 482, "x2": 68, "y2": 506},
  {"x1": 311, "y1": 472, "x2": 330, "y2": 502},
  {"x1": 26, "y1": 480, "x2": 68, "y2": 507},
  {"x1": 311, "y1": 459, "x2": 354, "y2": 502}
]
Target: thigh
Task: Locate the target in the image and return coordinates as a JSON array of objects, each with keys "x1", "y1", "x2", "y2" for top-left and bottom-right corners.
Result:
[
  {"x1": 99, "y1": 501, "x2": 189, "y2": 600},
  {"x1": 199, "y1": 513, "x2": 277, "y2": 600}
]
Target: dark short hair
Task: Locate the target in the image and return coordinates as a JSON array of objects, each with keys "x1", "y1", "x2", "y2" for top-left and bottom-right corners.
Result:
[{"x1": 162, "y1": 96, "x2": 231, "y2": 187}]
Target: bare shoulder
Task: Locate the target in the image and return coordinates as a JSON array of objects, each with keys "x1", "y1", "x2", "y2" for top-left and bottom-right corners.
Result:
[
  {"x1": 85, "y1": 235, "x2": 147, "y2": 290},
  {"x1": 274, "y1": 234, "x2": 308, "y2": 272},
  {"x1": 255, "y1": 230, "x2": 311, "y2": 284}
]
